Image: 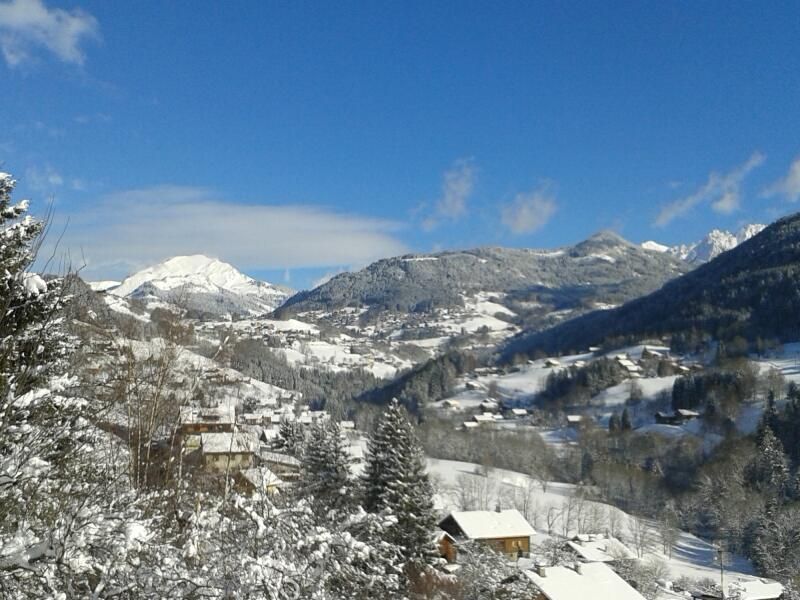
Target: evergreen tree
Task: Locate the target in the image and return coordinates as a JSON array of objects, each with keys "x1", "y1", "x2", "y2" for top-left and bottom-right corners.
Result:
[
  {"x1": 608, "y1": 412, "x2": 621, "y2": 434},
  {"x1": 621, "y1": 407, "x2": 633, "y2": 431},
  {"x1": 749, "y1": 426, "x2": 790, "y2": 497},
  {"x1": 275, "y1": 416, "x2": 305, "y2": 456},
  {"x1": 362, "y1": 399, "x2": 435, "y2": 560},
  {"x1": 300, "y1": 419, "x2": 353, "y2": 513}
]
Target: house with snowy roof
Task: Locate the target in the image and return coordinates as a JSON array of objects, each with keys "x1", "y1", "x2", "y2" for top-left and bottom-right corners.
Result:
[
  {"x1": 200, "y1": 432, "x2": 256, "y2": 472},
  {"x1": 438, "y1": 508, "x2": 535, "y2": 557},
  {"x1": 563, "y1": 534, "x2": 636, "y2": 564},
  {"x1": 525, "y1": 561, "x2": 645, "y2": 600},
  {"x1": 180, "y1": 405, "x2": 235, "y2": 435},
  {"x1": 259, "y1": 450, "x2": 301, "y2": 480},
  {"x1": 236, "y1": 466, "x2": 283, "y2": 496}
]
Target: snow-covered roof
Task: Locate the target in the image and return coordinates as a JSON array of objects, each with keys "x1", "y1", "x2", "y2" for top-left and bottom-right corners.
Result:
[
  {"x1": 525, "y1": 562, "x2": 645, "y2": 600},
  {"x1": 511, "y1": 408, "x2": 528, "y2": 416},
  {"x1": 566, "y1": 535, "x2": 635, "y2": 562},
  {"x1": 676, "y1": 409, "x2": 701, "y2": 417},
  {"x1": 442, "y1": 509, "x2": 535, "y2": 540},
  {"x1": 200, "y1": 432, "x2": 256, "y2": 454},
  {"x1": 260, "y1": 451, "x2": 301, "y2": 468},
  {"x1": 240, "y1": 467, "x2": 283, "y2": 491},
  {"x1": 729, "y1": 577, "x2": 784, "y2": 600},
  {"x1": 181, "y1": 405, "x2": 235, "y2": 425}
]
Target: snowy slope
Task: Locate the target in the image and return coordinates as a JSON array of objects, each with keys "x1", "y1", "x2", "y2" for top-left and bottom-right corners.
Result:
[
  {"x1": 107, "y1": 255, "x2": 291, "y2": 317},
  {"x1": 642, "y1": 224, "x2": 766, "y2": 264}
]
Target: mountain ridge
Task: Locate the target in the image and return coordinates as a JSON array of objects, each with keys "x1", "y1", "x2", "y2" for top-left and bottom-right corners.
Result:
[{"x1": 100, "y1": 255, "x2": 291, "y2": 318}]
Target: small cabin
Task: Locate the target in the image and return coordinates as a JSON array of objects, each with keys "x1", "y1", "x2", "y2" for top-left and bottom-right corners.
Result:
[
  {"x1": 200, "y1": 432, "x2": 256, "y2": 472},
  {"x1": 438, "y1": 508, "x2": 535, "y2": 558},
  {"x1": 180, "y1": 405, "x2": 235, "y2": 435}
]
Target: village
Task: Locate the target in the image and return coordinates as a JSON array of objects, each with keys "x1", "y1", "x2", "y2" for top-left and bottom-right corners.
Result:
[{"x1": 175, "y1": 391, "x2": 783, "y2": 600}]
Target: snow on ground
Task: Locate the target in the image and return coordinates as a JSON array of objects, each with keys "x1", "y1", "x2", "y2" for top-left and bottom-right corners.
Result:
[
  {"x1": 426, "y1": 457, "x2": 756, "y2": 582},
  {"x1": 592, "y1": 376, "x2": 678, "y2": 407},
  {"x1": 89, "y1": 280, "x2": 121, "y2": 292},
  {"x1": 102, "y1": 294, "x2": 150, "y2": 322},
  {"x1": 752, "y1": 342, "x2": 800, "y2": 384}
]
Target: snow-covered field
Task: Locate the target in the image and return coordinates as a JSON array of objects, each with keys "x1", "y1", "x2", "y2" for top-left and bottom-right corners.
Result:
[{"x1": 426, "y1": 457, "x2": 755, "y2": 583}]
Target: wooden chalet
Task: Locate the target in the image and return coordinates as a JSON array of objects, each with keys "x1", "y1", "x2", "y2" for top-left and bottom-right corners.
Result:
[
  {"x1": 200, "y1": 432, "x2": 256, "y2": 472},
  {"x1": 438, "y1": 508, "x2": 535, "y2": 558},
  {"x1": 179, "y1": 405, "x2": 235, "y2": 435}
]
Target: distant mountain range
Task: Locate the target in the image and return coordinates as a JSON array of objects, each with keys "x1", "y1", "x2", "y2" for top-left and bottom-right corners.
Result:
[
  {"x1": 503, "y1": 214, "x2": 800, "y2": 359},
  {"x1": 277, "y1": 231, "x2": 689, "y2": 330},
  {"x1": 642, "y1": 223, "x2": 766, "y2": 264},
  {"x1": 97, "y1": 255, "x2": 291, "y2": 318}
]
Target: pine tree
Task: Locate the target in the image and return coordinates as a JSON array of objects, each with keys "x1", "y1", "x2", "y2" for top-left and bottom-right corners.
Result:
[
  {"x1": 275, "y1": 416, "x2": 305, "y2": 456},
  {"x1": 760, "y1": 427, "x2": 790, "y2": 495},
  {"x1": 300, "y1": 419, "x2": 353, "y2": 513},
  {"x1": 608, "y1": 412, "x2": 621, "y2": 433},
  {"x1": 362, "y1": 399, "x2": 435, "y2": 560},
  {"x1": 621, "y1": 407, "x2": 632, "y2": 431}
]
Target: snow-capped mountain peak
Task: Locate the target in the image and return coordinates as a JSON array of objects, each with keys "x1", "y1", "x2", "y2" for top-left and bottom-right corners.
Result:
[
  {"x1": 642, "y1": 223, "x2": 766, "y2": 264},
  {"x1": 105, "y1": 255, "x2": 291, "y2": 316}
]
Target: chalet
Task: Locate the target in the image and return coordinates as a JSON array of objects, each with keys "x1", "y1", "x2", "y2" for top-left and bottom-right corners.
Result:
[
  {"x1": 438, "y1": 508, "x2": 535, "y2": 557},
  {"x1": 433, "y1": 531, "x2": 458, "y2": 563},
  {"x1": 236, "y1": 466, "x2": 283, "y2": 496},
  {"x1": 726, "y1": 578, "x2": 783, "y2": 600},
  {"x1": 442, "y1": 399, "x2": 462, "y2": 410},
  {"x1": 544, "y1": 358, "x2": 561, "y2": 368},
  {"x1": 566, "y1": 415, "x2": 589, "y2": 428},
  {"x1": 200, "y1": 432, "x2": 256, "y2": 472},
  {"x1": 510, "y1": 408, "x2": 528, "y2": 418},
  {"x1": 479, "y1": 400, "x2": 500, "y2": 412},
  {"x1": 179, "y1": 405, "x2": 235, "y2": 435},
  {"x1": 462, "y1": 421, "x2": 479, "y2": 431},
  {"x1": 563, "y1": 534, "x2": 635, "y2": 564},
  {"x1": 525, "y1": 562, "x2": 645, "y2": 600},
  {"x1": 655, "y1": 409, "x2": 701, "y2": 425},
  {"x1": 259, "y1": 450, "x2": 302, "y2": 480},
  {"x1": 473, "y1": 413, "x2": 497, "y2": 425}
]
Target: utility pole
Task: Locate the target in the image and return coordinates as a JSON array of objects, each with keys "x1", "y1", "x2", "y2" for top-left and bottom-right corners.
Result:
[{"x1": 716, "y1": 544, "x2": 726, "y2": 599}]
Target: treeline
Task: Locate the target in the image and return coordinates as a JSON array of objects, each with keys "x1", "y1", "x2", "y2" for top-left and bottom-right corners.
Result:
[
  {"x1": 357, "y1": 350, "x2": 480, "y2": 413},
  {"x1": 229, "y1": 338, "x2": 381, "y2": 417},
  {"x1": 537, "y1": 358, "x2": 627, "y2": 408}
]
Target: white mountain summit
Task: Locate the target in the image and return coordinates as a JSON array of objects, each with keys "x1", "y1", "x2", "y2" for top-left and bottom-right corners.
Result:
[
  {"x1": 105, "y1": 255, "x2": 291, "y2": 317},
  {"x1": 642, "y1": 224, "x2": 766, "y2": 264}
]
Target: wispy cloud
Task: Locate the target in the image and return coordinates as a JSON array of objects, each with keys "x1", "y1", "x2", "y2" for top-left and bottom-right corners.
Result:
[
  {"x1": 422, "y1": 158, "x2": 476, "y2": 231},
  {"x1": 0, "y1": 0, "x2": 99, "y2": 67},
  {"x1": 43, "y1": 185, "x2": 409, "y2": 280},
  {"x1": 654, "y1": 152, "x2": 765, "y2": 227},
  {"x1": 762, "y1": 156, "x2": 800, "y2": 203},
  {"x1": 500, "y1": 184, "x2": 558, "y2": 234}
]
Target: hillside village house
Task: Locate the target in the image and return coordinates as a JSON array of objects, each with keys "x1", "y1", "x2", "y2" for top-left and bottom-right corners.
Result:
[
  {"x1": 179, "y1": 405, "x2": 235, "y2": 435},
  {"x1": 259, "y1": 450, "x2": 302, "y2": 480},
  {"x1": 200, "y1": 432, "x2": 256, "y2": 472},
  {"x1": 563, "y1": 534, "x2": 636, "y2": 564},
  {"x1": 525, "y1": 562, "x2": 645, "y2": 600},
  {"x1": 236, "y1": 466, "x2": 284, "y2": 496},
  {"x1": 438, "y1": 508, "x2": 535, "y2": 558}
]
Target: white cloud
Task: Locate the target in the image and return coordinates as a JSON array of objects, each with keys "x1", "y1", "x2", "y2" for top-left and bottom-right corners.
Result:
[
  {"x1": 762, "y1": 156, "x2": 800, "y2": 203},
  {"x1": 25, "y1": 164, "x2": 63, "y2": 192},
  {"x1": 0, "y1": 0, "x2": 98, "y2": 67},
  {"x1": 43, "y1": 185, "x2": 409, "y2": 280},
  {"x1": 500, "y1": 186, "x2": 558, "y2": 234},
  {"x1": 422, "y1": 158, "x2": 476, "y2": 231},
  {"x1": 654, "y1": 152, "x2": 765, "y2": 227}
]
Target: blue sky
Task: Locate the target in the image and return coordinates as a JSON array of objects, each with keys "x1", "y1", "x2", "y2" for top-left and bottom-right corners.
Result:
[{"x1": 2, "y1": 0, "x2": 800, "y2": 289}]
